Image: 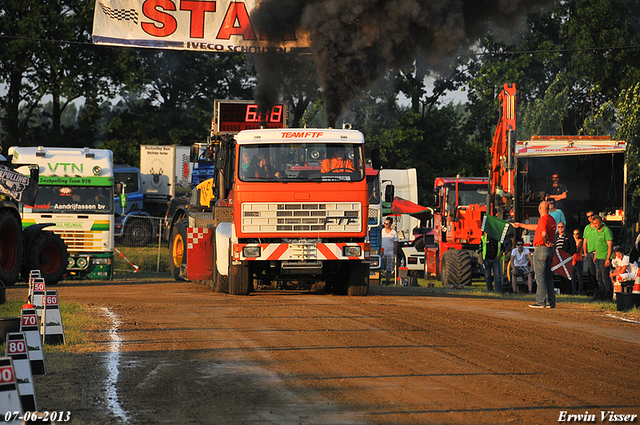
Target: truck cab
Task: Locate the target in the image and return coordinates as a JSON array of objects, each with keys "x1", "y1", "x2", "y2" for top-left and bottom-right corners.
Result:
[{"x1": 113, "y1": 165, "x2": 157, "y2": 246}]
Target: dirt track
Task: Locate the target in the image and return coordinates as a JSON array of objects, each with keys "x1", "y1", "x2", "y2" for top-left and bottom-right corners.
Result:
[{"x1": 7, "y1": 279, "x2": 640, "y2": 424}]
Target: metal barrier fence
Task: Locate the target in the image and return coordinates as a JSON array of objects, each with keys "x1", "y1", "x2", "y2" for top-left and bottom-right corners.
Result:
[{"x1": 113, "y1": 215, "x2": 171, "y2": 274}]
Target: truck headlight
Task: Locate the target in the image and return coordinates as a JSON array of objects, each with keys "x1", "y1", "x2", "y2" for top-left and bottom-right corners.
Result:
[
  {"x1": 91, "y1": 258, "x2": 112, "y2": 265},
  {"x1": 370, "y1": 258, "x2": 380, "y2": 268},
  {"x1": 370, "y1": 248, "x2": 379, "y2": 256},
  {"x1": 242, "y1": 246, "x2": 261, "y2": 258},
  {"x1": 76, "y1": 257, "x2": 88, "y2": 269},
  {"x1": 342, "y1": 246, "x2": 362, "y2": 257},
  {"x1": 67, "y1": 258, "x2": 76, "y2": 268}
]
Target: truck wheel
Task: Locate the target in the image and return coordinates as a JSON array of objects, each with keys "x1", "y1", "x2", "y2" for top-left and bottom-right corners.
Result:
[
  {"x1": 126, "y1": 218, "x2": 152, "y2": 247},
  {"x1": 169, "y1": 219, "x2": 188, "y2": 281},
  {"x1": 212, "y1": 239, "x2": 229, "y2": 293},
  {"x1": 440, "y1": 251, "x2": 449, "y2": 287},
  {"x1": 441, "y1": 249, "x2": 472, "y2": 287},
  {"x1": 229, "y1": 261, "x2": 251, "y2": 295},
  {"x1": 24, "y1": 232, "x2": 68, "y2": 285},
  {"x1": 347, "y1": 261, "x2": 369, "y2": 296},
  {"x1": 0, "y1": 210, "x2": 23, "y2": 286}
]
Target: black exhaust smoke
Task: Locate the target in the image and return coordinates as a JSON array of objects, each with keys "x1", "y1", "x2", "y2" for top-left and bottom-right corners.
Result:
[{"x1": 253, "y1": 0, "x2": 557, "y2": 128}]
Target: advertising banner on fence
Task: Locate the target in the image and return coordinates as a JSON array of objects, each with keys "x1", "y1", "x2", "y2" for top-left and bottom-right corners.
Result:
[{"x1": 92, "y1": 0, "x2": 310, "y2": 52}]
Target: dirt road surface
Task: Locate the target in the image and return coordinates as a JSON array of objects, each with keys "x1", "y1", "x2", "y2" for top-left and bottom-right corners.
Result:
[{"x1": 7, "y1": 279, "x2": 640, "y2": 424}]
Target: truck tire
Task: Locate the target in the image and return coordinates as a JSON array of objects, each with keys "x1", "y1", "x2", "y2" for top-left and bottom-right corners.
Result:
[
  {"x1": 0, "y1": 210, "x2": 23, "y2": 286},
  {"x1": 24, "y1": 231, "x2": 68, "y2": 285},
  {"x1": 441, "y1": 249, "x2": 472, "y2": 287},
  {"x1": 212, "y1": 238, "x2": 229, "y2": 293},
  {"x1": 347, "y1": 261, "x2": 369, "y2": 296},
  {"x1": 169, "y1": 219, "x2": 188, "y2": 281},
  {"x1": 229, "y1": 261, "x2": 251, "y2": 295},
  {"x1": 126, "y1": 218, "x2": 153, "y2": 247}
]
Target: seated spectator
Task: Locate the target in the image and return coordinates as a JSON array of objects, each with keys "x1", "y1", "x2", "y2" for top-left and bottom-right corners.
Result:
[
  {"x1": 610, "y1": 246, "x2": 638, "y2": 283},
  {"x1": 510, "y1": 240, "x2": 533, "y2": 293}
]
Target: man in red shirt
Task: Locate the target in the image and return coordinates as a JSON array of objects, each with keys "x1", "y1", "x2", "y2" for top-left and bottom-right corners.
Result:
[{"x1": 513, "y1": 201, "x2": 557, "y2": 308}]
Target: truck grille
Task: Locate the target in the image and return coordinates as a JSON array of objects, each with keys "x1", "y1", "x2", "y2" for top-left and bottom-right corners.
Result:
[
  {"x1": 241, "y1": 202, "x2": 362, "y2": 233},
  {"x1": 50, "y1": 229, "x2": 107, "y2": 253},
  {"x1": 368, "y1": 207, "x2": 381, "y2": 227}
]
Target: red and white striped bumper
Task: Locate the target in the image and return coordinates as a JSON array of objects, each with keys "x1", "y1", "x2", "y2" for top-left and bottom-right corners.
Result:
[{"x1": 233, "y1": 242, "x2": 370, "y2": 261}]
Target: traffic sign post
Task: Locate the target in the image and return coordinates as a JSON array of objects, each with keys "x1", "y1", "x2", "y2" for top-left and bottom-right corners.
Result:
[
  {"x1": 30, "y1": 278, "x2": 46, "y2": 322},
  {"x1": 4, "y1": 333, "x2": 36, "y2": 412},
  {"x1": 0, "y1": 357, "x2": 22, "y2": 425},
  {"x1": 42, "y1": 290, "x2": 65, "y2": 345},
  {"x1": 19, "y1": 308, "x2": 45, "y2": 376}
]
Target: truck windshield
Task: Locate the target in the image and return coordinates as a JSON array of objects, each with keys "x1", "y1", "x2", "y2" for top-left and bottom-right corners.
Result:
[
  {"x1": 445, "y1": 183, "x2": 488, "y2": 206},
  {"x1": 239, "y1": 143, "x2": 365, "y2": 182},
  {"x1": 30, "y1": 186, "x2": 114, "y2": 214}
]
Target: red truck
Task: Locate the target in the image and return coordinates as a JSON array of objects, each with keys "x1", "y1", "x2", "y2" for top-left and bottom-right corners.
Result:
[{"x1": 425, "y1": 176, "x2": 489, "y2": 287}]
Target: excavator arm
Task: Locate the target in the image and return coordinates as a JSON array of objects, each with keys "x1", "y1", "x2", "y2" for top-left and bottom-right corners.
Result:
[{"x1": 489, "y1": 83, "x2": 517, "y2": 219}]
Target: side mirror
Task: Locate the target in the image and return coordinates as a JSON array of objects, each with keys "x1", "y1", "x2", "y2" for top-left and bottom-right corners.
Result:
[
  {"x1": 370, "y1": 148, "x2": 380, "y2": 170},
  {"x1": 120, "y1": 193, "x2": 128, "y2": 209},
  {"x1": 385, "y1": 185, "x2": 395, "y2": 203}
]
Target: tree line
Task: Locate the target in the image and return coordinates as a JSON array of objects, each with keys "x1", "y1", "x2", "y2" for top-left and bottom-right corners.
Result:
[{"x1": 1, "y1": 0, "x2": 639, "y2": 212}]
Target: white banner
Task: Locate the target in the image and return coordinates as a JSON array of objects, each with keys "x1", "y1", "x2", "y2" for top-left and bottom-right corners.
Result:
[{"x1": 92, "y1": 0, "x2": 310, "y2": 52}]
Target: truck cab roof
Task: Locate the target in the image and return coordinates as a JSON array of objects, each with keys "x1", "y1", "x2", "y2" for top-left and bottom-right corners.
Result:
[{"x1": 235, "y1": 128, "x2": 365, "y2": 144}]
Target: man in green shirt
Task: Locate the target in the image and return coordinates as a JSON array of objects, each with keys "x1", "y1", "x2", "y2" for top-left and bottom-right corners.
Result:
[
  {"x1": 582, "y1": 211, "x2": 598, "y2": 300},
  {"x1": 591, "y1": 215, "x2": 613, "y2": 301}
]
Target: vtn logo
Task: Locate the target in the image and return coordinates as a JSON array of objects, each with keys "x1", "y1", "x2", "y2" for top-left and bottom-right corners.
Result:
[
  {"x1": 324, "y1": 216, "x2": 358, "y2": 225},
  {"x1": 47, "y1": 163, "x2": 83, "y2": 173}
]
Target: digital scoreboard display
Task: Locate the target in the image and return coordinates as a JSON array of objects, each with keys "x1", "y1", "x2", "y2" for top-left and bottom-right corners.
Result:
[{"x1": 214, "y1": 100, "x2": 288, "y2": 134}]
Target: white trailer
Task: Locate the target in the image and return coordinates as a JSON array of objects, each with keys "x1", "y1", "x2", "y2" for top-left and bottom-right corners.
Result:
[
  {"x1": 140, "y1": 145, "x2": 192, "y2": 205},
  {"x1": 380, "y1": 168, "x2": 419, "y2": 242}
]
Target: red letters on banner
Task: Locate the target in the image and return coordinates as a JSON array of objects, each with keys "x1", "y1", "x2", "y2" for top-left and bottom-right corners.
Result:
[
  {"x1": 141, "y1": 0, "x2": 259, "y2": 41},
  {"x1": 142, "y1": 0, "x2": 177, "y2": 37},
  {"x1": 181, "y1": 1, "x2": 217, "y2": 38}
]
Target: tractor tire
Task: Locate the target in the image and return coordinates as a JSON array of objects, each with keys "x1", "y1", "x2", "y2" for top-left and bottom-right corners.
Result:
[
  {"x1": 0, "y1": 210, "x2": 23, "y2": 286},
  {"x1": 229, "y1": 261, "x2": 251, "y2": 295},
  {"x1": 347, "y1": 261, "x2": 369, "y2": 296},
  {"x1": 125, "y1": 218, "x2": 153, "y2": 247},
  {"x1": 441, "y1": 249, "x2": 472, "y2": 287},
  {"x1": 24, "y1": 231, "x2": 68, "y2": 285},
  {"x1": 440, "y1": 251, "x2": 449, "y2": 287},
  {"x1": 169, "y1": 219, "x2": 188, "y2": 281}
]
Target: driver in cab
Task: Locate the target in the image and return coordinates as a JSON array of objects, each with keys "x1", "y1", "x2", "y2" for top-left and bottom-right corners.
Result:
[{"x1": 321, "y1": 146, "x2": 354, "y2": 173}]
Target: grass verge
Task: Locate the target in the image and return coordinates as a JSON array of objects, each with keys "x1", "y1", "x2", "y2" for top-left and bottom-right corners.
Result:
[
  {"x1": 413, "y1": 276, "x2": 640, "y2": 315},
  {"x1": 0, "y1": 298, "x2": 104, "y2": 353}
]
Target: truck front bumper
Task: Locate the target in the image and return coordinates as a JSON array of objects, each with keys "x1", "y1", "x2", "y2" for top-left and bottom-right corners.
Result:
[{"x1": 233, "y1": 242, "x2": 370, "y2": 262}]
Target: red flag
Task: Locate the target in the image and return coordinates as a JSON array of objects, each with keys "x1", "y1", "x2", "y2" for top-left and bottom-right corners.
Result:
[
  {"x1": 551, "y1": 248, "x2": 573, "y2": 280},
  {"x1": 390, "y1": 197, "x2": 433, "y2": 221}
]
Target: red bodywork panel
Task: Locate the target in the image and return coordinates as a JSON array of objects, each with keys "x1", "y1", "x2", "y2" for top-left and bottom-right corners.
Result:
[{"x1": 186, "y1": 227, "x2": 214, "y2": 280}]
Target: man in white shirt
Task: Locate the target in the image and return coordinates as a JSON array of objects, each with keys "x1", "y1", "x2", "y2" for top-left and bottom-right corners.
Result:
[
  {"x1": 610, "y1": 246, "x2": 638, "y2": 283},
  {"x1": 510, "y1": 240, "x2": 533, "y2": 293},
  {"x1": 381, "y1": 217, "x2": 398, "y2": 285}
]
